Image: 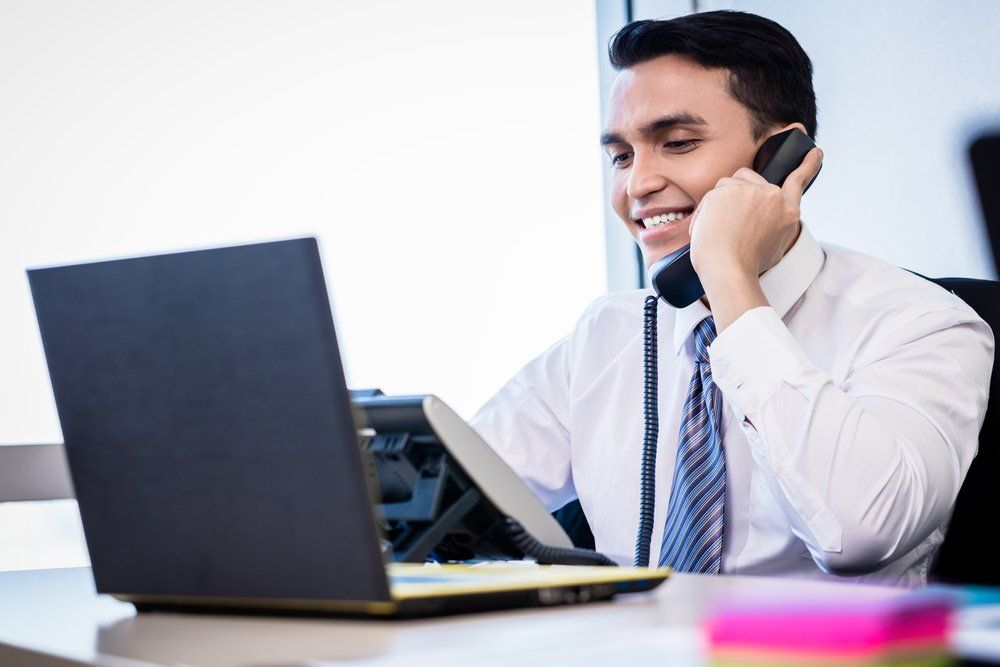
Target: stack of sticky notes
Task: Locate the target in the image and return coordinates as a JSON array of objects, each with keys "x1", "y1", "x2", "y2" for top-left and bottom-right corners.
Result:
[{"x1": 705, "y1": 590, "x2": 955, "y2": 666}]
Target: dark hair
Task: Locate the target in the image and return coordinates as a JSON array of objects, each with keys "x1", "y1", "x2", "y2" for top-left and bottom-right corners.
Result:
[{"x1": 608, "y1": 11, "x2": 817, "y2": 139}]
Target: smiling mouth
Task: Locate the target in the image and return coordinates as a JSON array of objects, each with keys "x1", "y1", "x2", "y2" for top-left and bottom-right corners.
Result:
[{"x1": 636, "y1": 210, "x2": 693, "y2": 230}]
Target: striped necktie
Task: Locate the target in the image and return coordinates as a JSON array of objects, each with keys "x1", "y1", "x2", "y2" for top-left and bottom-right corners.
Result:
[{"x1": 657, "y1": 316, "x2": 726, "y2": 573}]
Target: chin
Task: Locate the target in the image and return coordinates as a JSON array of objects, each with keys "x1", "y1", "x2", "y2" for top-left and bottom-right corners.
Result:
[{"x1": 641, "y1": 240, "x2": 688, "y2": 269}]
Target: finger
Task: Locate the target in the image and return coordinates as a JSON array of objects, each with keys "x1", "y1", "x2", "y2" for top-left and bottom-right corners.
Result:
[
  {"x1": 781, "y1": 147, "x2": 823, "y2": 197},
  {"x1": 714, "y1": 176, "x2": 746, "y2": 189},
  {"x1": 687, "y1": 198, "x2": 705, "y2": 235},
  {"x1": 731, "y1": 166, "x2": 767, "y2": 185}
]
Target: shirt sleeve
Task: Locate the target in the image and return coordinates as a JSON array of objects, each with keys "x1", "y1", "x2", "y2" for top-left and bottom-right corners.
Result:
[
  {"x1": 709, "y1": 305, "x2": 994, "y2": 575},
  {"x1": 468, "y1": 335, "x2": 576, "y2": 512}
]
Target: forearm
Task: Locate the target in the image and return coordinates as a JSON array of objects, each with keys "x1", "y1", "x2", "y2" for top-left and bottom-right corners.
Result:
[
  {"x1": 710, "y1": 307, "x2": 988, "y2": 574},
  {"x1": 742, "y1": 376, "x2": 959, "y2": 573},
  {"x1": 701, "y1": 268, "x2": 768, "y2": 333},
  {"x1": 695, "y1": 222, "x2": 801, "y2": 333}
]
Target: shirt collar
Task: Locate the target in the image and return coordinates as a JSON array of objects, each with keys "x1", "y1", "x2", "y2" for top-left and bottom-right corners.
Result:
[{"x1": 671, "y1": 224, "x2": 826, "y2": 355}]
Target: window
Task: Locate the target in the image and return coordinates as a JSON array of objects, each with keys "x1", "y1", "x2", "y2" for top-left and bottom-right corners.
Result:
[
  {"x1": 0, "y1": 500, "x2": 89, "y2": 571},
  {"x1": 0, "y1": 2, "x2": 605, "y2": 569}
]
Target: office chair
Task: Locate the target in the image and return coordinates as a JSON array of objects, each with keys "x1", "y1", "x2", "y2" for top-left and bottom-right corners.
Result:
[
  {"x1": 926, "y1": 277, "x2": 1000, "y2": 585},
  {"x1": 553, "y1": 276, "x2": 998, "y2": 584},
  {"x1": 552, "y1": 499, "x2": 596, "y2": 551}
]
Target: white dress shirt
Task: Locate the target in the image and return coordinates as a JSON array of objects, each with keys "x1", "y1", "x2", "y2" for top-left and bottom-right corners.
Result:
[{"x1": 470, "y1": 226, "x2": 994, "y2": 586}]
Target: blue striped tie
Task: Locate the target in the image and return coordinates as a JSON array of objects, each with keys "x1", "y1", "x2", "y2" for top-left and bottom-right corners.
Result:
[{"x1": 657, "y1": 316, "x2": 726, "y2": 573}]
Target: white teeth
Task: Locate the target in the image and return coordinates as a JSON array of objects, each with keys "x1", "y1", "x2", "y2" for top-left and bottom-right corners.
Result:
[{"x1": 640, "y1": 211, "x2": 689, "y2": 228}]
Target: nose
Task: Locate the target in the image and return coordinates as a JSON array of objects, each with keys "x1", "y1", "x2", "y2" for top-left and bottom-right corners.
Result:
[{"x1": 626, "y1": 149, "x2": 669, "y2": 201}]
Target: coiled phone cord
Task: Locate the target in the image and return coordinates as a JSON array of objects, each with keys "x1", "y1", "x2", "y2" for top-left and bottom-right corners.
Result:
[
  {"x1": 508, "y1": 294, "x2": 660, "y2": 568},
  {"x1": 505, "y1": 518, "x2": 617, "y2": 567},
  {"x1": 633, "y1": 294, "x2": 660, "y2": 567}
]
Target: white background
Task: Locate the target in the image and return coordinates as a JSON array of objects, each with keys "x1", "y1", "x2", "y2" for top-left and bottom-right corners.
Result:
[{"x1": 0, "y1": 0, "x2": 607, "y2": 446}]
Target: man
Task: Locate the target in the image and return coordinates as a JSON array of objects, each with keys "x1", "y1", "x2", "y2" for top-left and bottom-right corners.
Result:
[{"x1": 470, "y1": 11, "x2": 993, "y2": 585}]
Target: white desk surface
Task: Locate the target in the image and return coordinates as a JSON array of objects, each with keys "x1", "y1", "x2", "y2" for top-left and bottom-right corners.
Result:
[{"x1": 0, "y1": 567, "x2": 909, "y2": 667}]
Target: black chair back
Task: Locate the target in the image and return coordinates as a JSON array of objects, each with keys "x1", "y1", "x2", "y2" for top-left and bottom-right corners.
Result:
[
  {"x1": 926, "y1": 277, "x2": 1000, "y2": 585},
  {"x1": 551, "y1": 500, "x2": 596, "y2": 551}
]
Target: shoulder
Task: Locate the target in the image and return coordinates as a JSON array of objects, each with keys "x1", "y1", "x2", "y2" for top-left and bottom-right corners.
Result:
[
  {"x1": 578, "y1": 289, "x2": 651, "y2": 319},
  {"x1": 561, "y1": 289, "x2": 656, "y2": 362},
  {"x1": 811, "y1": 243, "x2": 993, "y2": 352},
  {"x1": 572, "y1": 288, "x2": 658, "y2": 335},
  {"x1": 815, "y1": 243, "x2": 981, "y2": 319}
]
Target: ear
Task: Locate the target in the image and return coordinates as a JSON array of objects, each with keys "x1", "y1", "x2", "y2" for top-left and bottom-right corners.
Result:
[{"x1": 769, "y1": 122, "x2": 809, "y2": 139}]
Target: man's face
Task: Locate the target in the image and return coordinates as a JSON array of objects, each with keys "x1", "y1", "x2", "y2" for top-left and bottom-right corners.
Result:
[{"x1": 602, "y1": 55, "x2": 763, "y2": 267}]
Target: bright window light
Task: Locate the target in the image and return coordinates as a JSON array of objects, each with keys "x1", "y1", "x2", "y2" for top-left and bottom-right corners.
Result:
[
  {"x1": 1, "y1": 0, "x2": 606, "y2": 444},
  {"x1": 0, "y1": 1, "x2": 605, "y2": 570}
]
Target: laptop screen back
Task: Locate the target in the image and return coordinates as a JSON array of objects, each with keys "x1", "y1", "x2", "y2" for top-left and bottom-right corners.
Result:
[{"x1": 28, "y1": 238, "x2": 390, "y2": 602}]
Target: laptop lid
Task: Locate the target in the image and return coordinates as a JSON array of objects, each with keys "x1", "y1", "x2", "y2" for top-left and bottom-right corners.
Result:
[{"x1": 28, "y1": 238, "x2": 391, "y2": 604}]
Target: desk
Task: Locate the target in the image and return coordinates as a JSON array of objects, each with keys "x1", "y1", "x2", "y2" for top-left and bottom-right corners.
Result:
[{"x1": 0, "y1": 567, "x2": 920, "y2": 667}]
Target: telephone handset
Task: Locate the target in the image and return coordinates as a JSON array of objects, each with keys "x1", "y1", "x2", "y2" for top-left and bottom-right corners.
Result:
[{"x1": 648, "y1": 129, "x2": 820, "y2": 309}]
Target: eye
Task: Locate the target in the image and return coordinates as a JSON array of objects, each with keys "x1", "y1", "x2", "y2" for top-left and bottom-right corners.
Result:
[
  {"x1": 663, "y1": 140, "x2": 700, "y2": 152},
  {"x1": 609, "y1": 152, "x2": 633, "y2": 168}
]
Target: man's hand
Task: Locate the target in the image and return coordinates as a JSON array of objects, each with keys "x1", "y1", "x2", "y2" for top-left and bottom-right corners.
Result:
[{"x1": 687, "y1": 146, "x2": 823, "y2": 332}]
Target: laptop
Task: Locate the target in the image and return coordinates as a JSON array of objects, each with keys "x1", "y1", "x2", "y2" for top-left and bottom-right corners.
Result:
[{"x1": 27, "y1": 237, "x2": 668, "y2": 618}]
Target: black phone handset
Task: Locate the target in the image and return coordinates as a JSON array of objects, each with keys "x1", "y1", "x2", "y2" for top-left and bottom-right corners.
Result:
[
  {"x1": 633, "y1": 129, "x2": 820, "y2": 568},
  {"x1": 648, "y1": 129, "x2": 820, "y2": 308}
]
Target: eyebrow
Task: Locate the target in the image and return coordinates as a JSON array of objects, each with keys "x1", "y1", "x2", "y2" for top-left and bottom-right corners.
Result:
[{"x1": 600, "y1": 112, "x2": 709, "y2": 146}]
